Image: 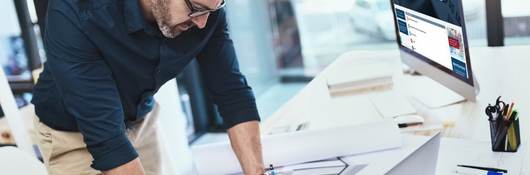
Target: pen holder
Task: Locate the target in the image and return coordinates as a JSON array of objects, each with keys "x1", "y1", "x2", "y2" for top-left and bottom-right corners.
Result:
[{"x1": 488, "y1": 118, "x2": 521, "y2": 152}]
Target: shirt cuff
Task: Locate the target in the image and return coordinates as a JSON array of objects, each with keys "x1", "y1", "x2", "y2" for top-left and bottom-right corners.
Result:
[
  {"x1": 87, "y1": 133, "x2": 138, "y2": 171},
  {"x1": 222, "y1": 105, "x2": 261, "y2": 129}
]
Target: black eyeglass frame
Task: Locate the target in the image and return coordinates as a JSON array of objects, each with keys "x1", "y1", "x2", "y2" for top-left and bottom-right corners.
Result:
[{"x1": 184, "y1": 0, "x2": 226, "y2": 18}]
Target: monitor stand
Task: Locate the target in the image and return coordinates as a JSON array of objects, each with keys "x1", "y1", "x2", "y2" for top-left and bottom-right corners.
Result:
[{"x1": 403, "y1": 72, "x2": 466, "y2": 108}]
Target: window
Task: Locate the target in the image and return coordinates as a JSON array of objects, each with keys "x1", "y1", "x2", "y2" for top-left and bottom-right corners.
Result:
[
  {"x1": 502, "y1": 0, "x2": 530, "y2": 45},
  {"x1": 0, "y1": 2, "x2": 30, "y2": 83},
  {"x1": 285, "y1": 0, "x2": 487, "y2": 76},
  {"x1": 0, "y1": 0, "x2": 41, "y2": 95}
]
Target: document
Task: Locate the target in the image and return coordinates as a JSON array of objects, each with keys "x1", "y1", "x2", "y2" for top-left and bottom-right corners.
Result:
[
  {"x1": 228, "y1": 158, "x2": 357, "y2": 175},
  {"x1": 192, "y1": 119, "x2": 402, "y2": 175}
]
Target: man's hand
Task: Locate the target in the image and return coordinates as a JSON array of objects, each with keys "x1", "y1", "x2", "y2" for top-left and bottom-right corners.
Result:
[
  {"x1": 228, "y1": 121, "x2": 265, "y2": 175},
  {"x1": 102, "y1": 158, "x2": 145, "y2": 175}
]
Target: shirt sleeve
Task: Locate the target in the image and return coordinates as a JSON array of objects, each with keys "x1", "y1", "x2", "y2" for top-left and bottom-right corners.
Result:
[
  {"x1": 44, "y1": 9, "x2": 137, "y2": 171},
  {"x1": 197, "y1": 10, "x2": 261, "y2": 129}
]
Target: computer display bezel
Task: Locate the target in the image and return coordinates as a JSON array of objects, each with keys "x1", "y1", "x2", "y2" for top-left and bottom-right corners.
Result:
[{"x1": 389, "y1": 0, "x2": 475, "y2": 86}]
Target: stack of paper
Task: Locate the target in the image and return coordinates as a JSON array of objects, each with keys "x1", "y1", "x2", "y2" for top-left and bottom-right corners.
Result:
[
  {"x1": 191, "y1": 119, "x2": 402, "y2": 175},
  {"x1": 326, "y1": 62, "x2": 394, "y2": 95}
]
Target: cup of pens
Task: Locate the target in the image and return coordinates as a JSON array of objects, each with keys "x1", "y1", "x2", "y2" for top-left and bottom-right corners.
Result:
[{"x1": 485, "y1": 96, "x2": 521, "y2": 152}]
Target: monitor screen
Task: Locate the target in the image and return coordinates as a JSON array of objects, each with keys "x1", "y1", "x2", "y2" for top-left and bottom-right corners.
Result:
[{"x1": 391, "y1": 0, "x2": 473, "y2": 85}]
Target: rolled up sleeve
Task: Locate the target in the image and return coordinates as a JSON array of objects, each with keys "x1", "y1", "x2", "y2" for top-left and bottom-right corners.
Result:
[
  {"x1": 45, "y1": 9, "x2": 137, "y2": 170},
  {"x1": 197, "y1": 10, "x2": 260, "y2": 129}
]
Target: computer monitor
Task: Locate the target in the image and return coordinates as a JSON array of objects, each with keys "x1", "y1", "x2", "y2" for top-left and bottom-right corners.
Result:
[{"x1": 390, "y1": 0, "x2": 479, "y2": 101}]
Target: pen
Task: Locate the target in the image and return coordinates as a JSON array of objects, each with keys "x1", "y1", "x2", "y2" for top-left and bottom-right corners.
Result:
[
  {"x1": 457, "y1": 165, "x2": 508, "y2": 173},
  {"x1": 265, "y1": 164, "x2": 276, "y2": 175},
  {"x1": 398, "y1": 122, "x2": 422, "y2": 128},
  {"x1": 507, "y1": 102, "x2": 515, "y2": 120},
  {"x1": 264, "y1": 165, "x2": 294, "y2": 175}
]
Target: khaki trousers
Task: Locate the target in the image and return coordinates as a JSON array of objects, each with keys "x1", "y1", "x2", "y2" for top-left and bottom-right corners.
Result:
[{"x1": 33, "y1": 104, "x2": 161, "y2": 175}]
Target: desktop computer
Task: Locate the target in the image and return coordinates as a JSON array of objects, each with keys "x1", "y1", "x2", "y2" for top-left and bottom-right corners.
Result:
[{"x1": 390, "y1": 0, "x2": 479, "y2": 102}]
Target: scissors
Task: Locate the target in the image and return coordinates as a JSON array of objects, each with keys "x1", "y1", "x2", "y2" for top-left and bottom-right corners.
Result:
[{"x1": 485, "y1": 96, "x2": 507, "y2": 120}]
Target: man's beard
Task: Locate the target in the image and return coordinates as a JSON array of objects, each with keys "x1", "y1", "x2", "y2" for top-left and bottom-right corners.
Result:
[{"x1": 151, "y1": 0, "x2": 181, "y2": 38}]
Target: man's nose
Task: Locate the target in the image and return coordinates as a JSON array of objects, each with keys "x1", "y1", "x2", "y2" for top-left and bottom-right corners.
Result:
[{"x1": 191, "y1": 14, "x2": 209, "y2": 29}]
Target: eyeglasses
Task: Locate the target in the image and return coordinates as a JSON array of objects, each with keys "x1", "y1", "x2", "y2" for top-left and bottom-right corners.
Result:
[{"x1": 184, "y1": 0, "x2": 226, "y2": 18}]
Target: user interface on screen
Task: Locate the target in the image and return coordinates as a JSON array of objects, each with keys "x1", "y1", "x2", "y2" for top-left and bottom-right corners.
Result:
[{"x1": 392, "y1": 0, "x2": 472, "y2": 83}]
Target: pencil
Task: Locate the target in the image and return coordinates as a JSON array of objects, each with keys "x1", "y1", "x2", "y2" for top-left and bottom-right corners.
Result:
[{"x1": 506, "y1": 102, "x2": 514, "y2": 120}]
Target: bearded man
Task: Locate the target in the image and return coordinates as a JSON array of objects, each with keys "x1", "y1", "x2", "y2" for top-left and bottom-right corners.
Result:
[{"x1": 32, "y1": 0, "x2": 264, "y2": 174}]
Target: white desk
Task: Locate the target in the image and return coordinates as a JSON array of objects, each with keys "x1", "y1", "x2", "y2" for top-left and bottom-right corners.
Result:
[
  {"x1": 342, "y1": 133, "x2": 441, "y2": 175},
  {"x1": 262, "y1": 45, "x2": 530, "y2": 174},
  {"x1": 0, "y1": 146, "x2": 47, "y2": 175}
]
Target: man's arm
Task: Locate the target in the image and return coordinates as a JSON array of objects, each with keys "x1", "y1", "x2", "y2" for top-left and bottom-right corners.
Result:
[
  {"x1": 102, "y1": 158, "x2": 144, "y2": 175},
  {"x1": 44, "y1": 5, "x2": 141, "y2": 173},
  {"x1": 196, "y1": 9, "x2": 264, "y2": 174},
  {"x1": 228, "y1": 121, "x2": 265, "y2": 175}
]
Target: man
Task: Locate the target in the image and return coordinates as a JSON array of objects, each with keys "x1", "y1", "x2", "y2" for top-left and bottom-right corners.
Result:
[{"x1": 31, "y1": 0, "x2": 265, "y2": 174}]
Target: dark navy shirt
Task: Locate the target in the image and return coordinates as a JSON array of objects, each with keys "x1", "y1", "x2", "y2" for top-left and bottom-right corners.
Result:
[{"x1": 32, "y1": 0, "x2": 260, "y2": 171}]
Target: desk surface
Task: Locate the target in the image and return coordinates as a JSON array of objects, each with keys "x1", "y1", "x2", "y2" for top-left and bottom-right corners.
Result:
[
  {"x1": 0, "y1": 146, "x2": 47, "y2": 175},
  {"x1": 262, "y1": 45, "x2": 530, "y2": 174},
  {"x1": 0, "y1": 105, "x2": 36, "y2": 144}
]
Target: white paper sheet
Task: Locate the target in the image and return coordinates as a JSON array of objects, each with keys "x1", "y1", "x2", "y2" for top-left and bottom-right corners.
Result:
[
  {"x1": 229, "y1": 158, "x2": 352, "y2": 175},
  {"x1": 370, "y1": 90, "x2": 417, "y2": 118},
  {"x1": 341, "y1": 133, "x2": 441, "y2": 175},
  {"x1": 191, "y1": 119, "x2": 402, "y2": 175}
]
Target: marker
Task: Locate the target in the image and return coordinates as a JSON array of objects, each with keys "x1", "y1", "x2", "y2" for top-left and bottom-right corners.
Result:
[{"x1": 457, "y1": 164, "x2": 507, "y2": 173}]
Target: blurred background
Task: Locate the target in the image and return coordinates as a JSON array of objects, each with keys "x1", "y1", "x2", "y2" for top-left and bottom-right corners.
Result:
[{"x1": 0, "y1": 0, "x2": 530, "y2": 152}]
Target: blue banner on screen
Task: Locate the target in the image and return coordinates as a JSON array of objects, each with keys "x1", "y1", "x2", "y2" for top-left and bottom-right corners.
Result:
[
  {"x1": 451, "y1": 57, "x2": 467, "y2": 78},
  {"x1": 397, "y1": 20, "x2": 409, "y2": 35},
  {"x1": 396, "y1": 9, "x2": 406, "y2": 20}
]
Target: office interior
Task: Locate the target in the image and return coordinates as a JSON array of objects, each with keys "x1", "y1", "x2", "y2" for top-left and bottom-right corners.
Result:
[{"x1": 1, "y1": 0, "x2": 530, "y2": 174}]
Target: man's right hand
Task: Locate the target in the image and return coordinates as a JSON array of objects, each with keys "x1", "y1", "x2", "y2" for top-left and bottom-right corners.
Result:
[{"x1": 102, "y1": 158, "x2": 145, "y2": 175}]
